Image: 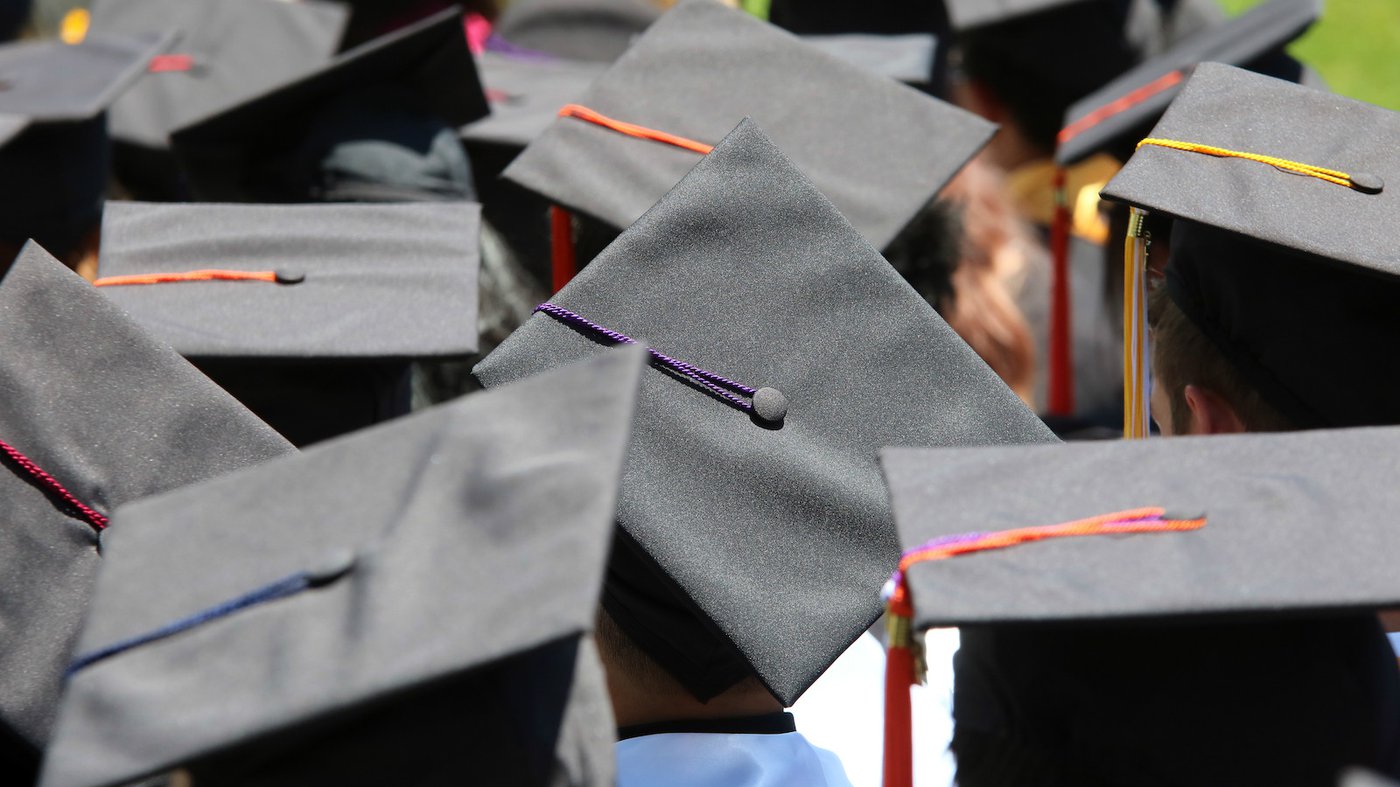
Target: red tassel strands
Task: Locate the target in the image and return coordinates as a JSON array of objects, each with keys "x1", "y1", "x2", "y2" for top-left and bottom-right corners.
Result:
[
  {"x1": 1047, "y1": 168, "x2": 1074, "y2": 417},
  {"x1": 550, "y1": 206, "x2": 578, "y2": 294}
]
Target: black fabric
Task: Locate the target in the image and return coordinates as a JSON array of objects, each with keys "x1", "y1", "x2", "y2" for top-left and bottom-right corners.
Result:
[
  {"x1": 1101, "y1": 63, "x2": 1400, "y2": 285},
  {"x1": 171, "y1": 7, "x2": 486, "y2": 203},
  {"x1": 0, "y1": 0, "x2": 27, "y2": 41},
  {"x1": 0, "y1": 118, "x2": 106, "y2": 257},
  {"x1": 0, "y1": 244, "x2": 292, "y2": 760},
  {"x1": 1056, "y1": 0, "x2": 1320, "y2": 166},
  {"x1": 477, "y1": 119, "x2": 1054, "y2": 705},
  {"x1": 1165, "y1": 220, "x2": 1400, "y2": 429},
  {"x1": 766, "y1": 0, "x2": 951, "y2": 92},
  {"x1": 883, "y1": 427, "x2": 1400, "y2": 628},
  {"x1": 618, "y1": 712, "x2": 796, "y2": 741},
  {"x1": 953, "y1": 616, "x2": 1400, "y2": 785},
  {"x1": 601, "y1": 530, "x2": 751, "y2": 702},
  {"x1": 87, "y1": 0, "x2": 347, "y2": 199},
  {"x1": 502, "y1": 0, "x2": 994, "y2": 252},
  {"x1": 192, "y1": 360, "x2": 411, "y2": 448},
  {"x1": 492, "y1": 0, "x2": 660, "y2": 63},
  {"x1": 273, "y1": 86, "x2": 477, "y2": 204},
  {"x1": 41, "y1": 347, "x2": 644, "y2": 787}
]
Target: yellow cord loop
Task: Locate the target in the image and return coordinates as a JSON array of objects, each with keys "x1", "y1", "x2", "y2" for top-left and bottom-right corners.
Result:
[{"x1": 1136, "y1": 138, "x2": 1361, "y2": 190}]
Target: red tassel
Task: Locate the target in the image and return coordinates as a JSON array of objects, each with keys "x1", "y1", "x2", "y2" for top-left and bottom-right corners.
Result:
[
  {"x1": 883, "y1": 632, "x2": 915, "y2": 787},
  {"x1": 550, "y1": 205, "x2": 578, "y2": 294},
  {"x1": 1047, "y1": 168, "x2": 1074, "y2": 417}
]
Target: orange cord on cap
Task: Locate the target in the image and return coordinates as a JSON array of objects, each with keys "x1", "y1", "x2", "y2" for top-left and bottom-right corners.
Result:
[
  {"x1": 1136, "y1": 138, "x2": 1359, "y2": 189},
  {"x1": 93, "y1": 270, "x2": 279, "y2": 287},
  {"x1": 881, "y1": 508, "x2": 1207, "y2": 787},
  {"x1": 1057, "y1": 70, "x2": 1185, "y2": 147},
  {"x1": 557, "y1": 104, "x2": 714, "y2": 155}
]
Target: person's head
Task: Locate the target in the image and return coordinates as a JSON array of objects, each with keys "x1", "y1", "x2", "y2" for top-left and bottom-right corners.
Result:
[
  {"x1": 886, "y1": 159, "x2": 1037, "y2": 405},
  {"x1": 1147, "y1": 282, "x2": 1294, "y2": 437},
  {"x1": 952, "y1": 0, "x2": 1140, "y2": 165}
]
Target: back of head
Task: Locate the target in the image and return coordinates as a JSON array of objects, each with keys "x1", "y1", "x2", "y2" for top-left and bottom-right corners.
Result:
[{"x1": 957, "y1": 0, "x2": 1141, "y2": 154}]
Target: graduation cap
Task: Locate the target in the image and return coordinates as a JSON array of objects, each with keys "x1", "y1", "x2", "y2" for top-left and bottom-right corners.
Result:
[
  {"x1": 1100, "y1": 62, "x2": 1400, "y2": 433},
  {"x1": 476, "y1": 117, "x2": 1055, "y2": 707},
  {"x1": 503, "y1": 0, "x2": 994, "y2": 291},
  {"x1": 0, "y1": 33, "x2": 164, "y2": 259},
  {"x1": 1346, "y1": 771, "x2": 1400, "y2": 787},
  {"x1": 94, "y1": 201, "x2": 480, "y2": 446},
  {"x1": 800, "y1": 33, "x2": 937, "y2": 86},
  {"x1": 85, "y1": 0, "x2": 348, "y2": 199},
  {"x1": 39, "y1": 346, "x2": 646, "y2": 787},
  {"x1": 1056, "y1": 0, "x2": 1321, "y2": 167},
  {"x1": 461, "y1": 49, "x2": 608, "y2": 287},
  {"x1": 492, "y1": 0, "x2": 661, "y2": 63},
  {"x1": 0, "y1": 243, "x2": 292, "y2": 781},
  {"x1": 462, "y1": 49, "x2": 607, "y2": 162},
  {"x1": 879, "y1": 427, "x2": 1400, "y2": 786},
  {"x1": 170, "y1": 7, "x2": 487, "y2": 203}
]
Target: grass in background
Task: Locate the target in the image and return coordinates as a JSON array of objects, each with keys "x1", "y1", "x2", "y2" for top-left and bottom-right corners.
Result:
[{"x1": 1218, "y1": 0, "x2": 1400, "y2": 109}]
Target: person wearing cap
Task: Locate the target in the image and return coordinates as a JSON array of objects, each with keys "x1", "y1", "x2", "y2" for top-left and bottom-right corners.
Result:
[
  {"x1": 0, "y1": 243, "x2": 293, "y2": 785},
  {"x1": 92, "y1": 201, "x2": 480, "y2": 446},
  {"x1": 38, "y1": 347, "x2": 644, "y2": 787},
  {"x1": 936, "y1": 63, "x2": 1400, "y2": 785},
  {"x1": 477, "y1": 113, "x2": 1053, "y2": 786},
  {"x1": 84, "y1": 0, "x2": 348, "y2": 200},
  {"x1": 170, "y1": 7, "x2": 485, "y2": 204},
  {"x1": 882, "y1": 428, "x2": 1400, "y2": 787},
  {"x1": 0, "y1": 33, "x2": 163, "y2": 278}
]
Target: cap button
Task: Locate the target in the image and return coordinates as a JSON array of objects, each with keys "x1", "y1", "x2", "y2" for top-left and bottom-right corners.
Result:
[
  {"x1": 1350, "y1": 172, "x2": 1384, "y2": 194},
  {"x1": 752, "y1": 387, "x2": 787, "y2": 424},
  {"x1": 275, "y1": 269, "x2": 306, "y2": 285},
  {"x1": 306, "y1": 548, "x2": 357, "y2": 587}
]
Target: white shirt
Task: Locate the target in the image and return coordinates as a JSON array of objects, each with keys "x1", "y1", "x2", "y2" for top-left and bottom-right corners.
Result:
[
  {"x1": 790, "y1": 629, "x2": 960, "y2": 787},
  {"x1": 617, "y1": 729, "x2": 854, "y2": 787}
]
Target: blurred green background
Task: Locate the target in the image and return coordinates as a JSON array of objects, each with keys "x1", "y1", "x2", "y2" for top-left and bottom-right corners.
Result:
[{"x1": 1219, "y1": 0, "x2": 1400, "y2": 110}]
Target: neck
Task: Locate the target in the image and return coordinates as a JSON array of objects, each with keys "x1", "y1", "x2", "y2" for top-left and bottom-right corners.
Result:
[{"x1": 607, "y1": 672, "x2": 784, "y2": 729}]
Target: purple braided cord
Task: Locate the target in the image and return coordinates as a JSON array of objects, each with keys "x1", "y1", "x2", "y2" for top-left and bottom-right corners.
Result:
[{"x1": 535, "y1": 303, "x2": 757, "y2": 413}]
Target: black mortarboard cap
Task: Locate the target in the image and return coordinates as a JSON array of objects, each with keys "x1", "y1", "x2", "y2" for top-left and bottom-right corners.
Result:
[
  {"x1": 40, "y1": 346, "x2": 645, "y2": 787},
  {"x1": 502, "y1": 0, "x2": 994, "y2": 254},
  {"x1": 461, "y1": 49, "x2": 608, "y2": 286},
  {"x1": 1056, "y1": 0, "x2": 1320, "y2": 166},
  {"x1": 0, "y1": 244, "x2": 291, "y2": 777},
  {"x1": 492, "y1": 0, "x2": 661, "y2": 63},
  {"x1": 94, "y1": 201, "x2": 480, "y2": 446},
  {"x1": 170, "y1": 7, "x2": 487, "y2": 203},
  {"x1": 86, "y1": 0, "x2": 348, "y2": 198},
  {"x1": 0, "y1": 33, "x2": 164, "y2": 257},
  {"x1": 476, "y1": 118, "x2": 1054, "y2": 705},
  {"x1": 883, "y1": 428, "x2": 1400, "y2": 784},
  {"x1": 801, "y1": 33, "x2": 937, "y2": 86},
  {"x1": 1101, "y1": 63, "x2": 1400, "y2": 429},
  {"x1": 462, "y1": 49, "x2": 607, "y2": 159}
]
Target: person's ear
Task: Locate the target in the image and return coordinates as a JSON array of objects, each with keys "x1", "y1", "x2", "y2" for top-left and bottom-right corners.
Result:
[{"x1": 1182, "y1": 384, "x2": 1247, "y2": 435}]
